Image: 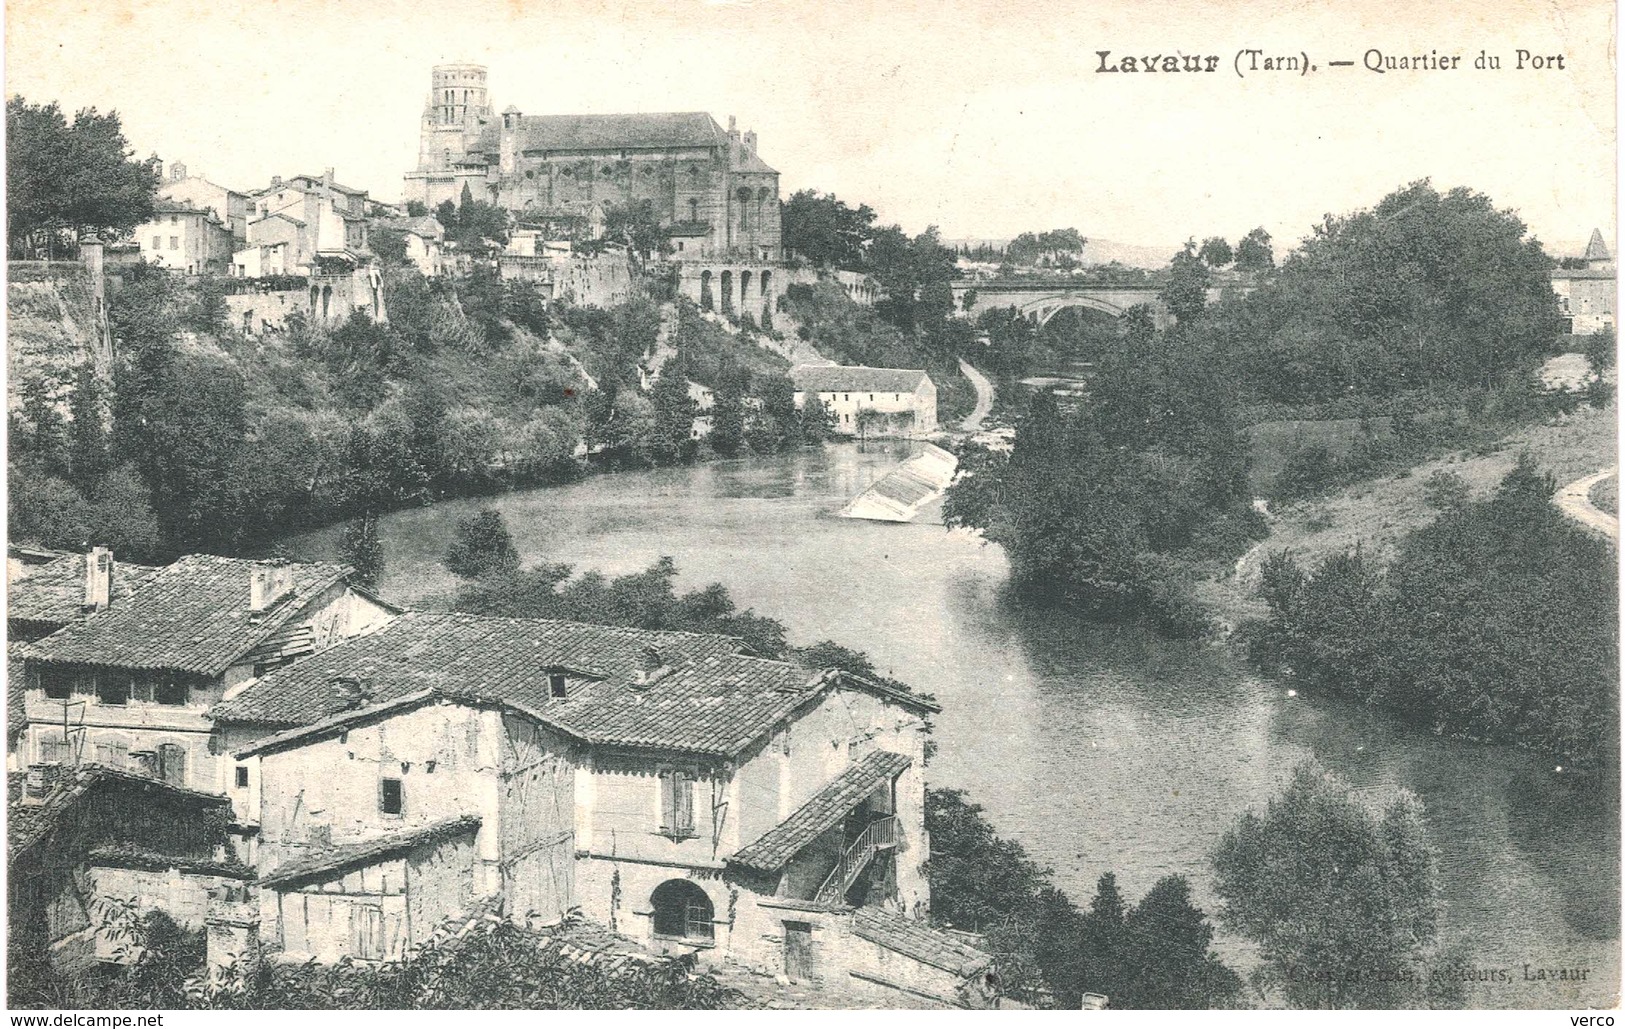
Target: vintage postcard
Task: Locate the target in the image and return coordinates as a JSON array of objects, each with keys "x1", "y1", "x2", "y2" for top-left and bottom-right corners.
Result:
[{"x1": 3, "y1": 0, "x2": 1618, "y2": 1015}]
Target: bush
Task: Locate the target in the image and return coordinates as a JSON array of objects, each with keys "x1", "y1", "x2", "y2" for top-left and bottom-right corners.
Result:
[{"x1": 445, "y1": 508, "x2": 520, "y2": 578}]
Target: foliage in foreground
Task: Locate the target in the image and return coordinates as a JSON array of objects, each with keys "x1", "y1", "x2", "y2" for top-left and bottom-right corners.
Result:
[
  {"x1": 1246, "y1": 456, "x2": 1619, "y2": 763},
  {"x1": 1211, "y1": 762, "x2": 1458, "y2": 1009},
  {"x1": 9, "y1": 909, "x2": 734, "y2": 1010},
  {"x1": 926, "y1": 788, "x2": 1241, "y2": 1009}
]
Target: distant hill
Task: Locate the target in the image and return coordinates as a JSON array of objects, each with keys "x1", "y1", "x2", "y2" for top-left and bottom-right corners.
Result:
[{"x1": 945, "y1": 237, "x2": 1175, "y2": 270}]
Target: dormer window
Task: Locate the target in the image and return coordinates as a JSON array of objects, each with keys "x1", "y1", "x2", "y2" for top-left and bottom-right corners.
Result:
[{"x1": 550, "y1": 672, "x2": 567, "y2": 698}]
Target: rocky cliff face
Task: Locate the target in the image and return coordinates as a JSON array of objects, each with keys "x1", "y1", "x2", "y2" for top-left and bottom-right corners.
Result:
[{"x1": 7, "y1": 260, "x2": 113, "y2": 422}]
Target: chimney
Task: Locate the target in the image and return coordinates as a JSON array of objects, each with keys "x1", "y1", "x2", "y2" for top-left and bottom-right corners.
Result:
[
  {"x1": 633, "y1": 646, "x2": 668, "y2": 687},
  {"x1": 24, "y1": 763, "x2": 67, "y2": 800},
  {"x1": 249, "y1": 561, "x2": 295, "y2": 613},
  {"x1": 323, "y1": 167, "x2": 335, "y2": 188},
  {"x1": 744, "y1": 130, "x2": 757, "y2": 153},
  {"x1": 728, "y1": 115, "x2": 736, "y2": 133},
  {"x1": 271, "y1": 175, "x2": 283, "y2": 188},
  {"x1": 83, "y1": 546, "x2": 113, "y2": 613}
]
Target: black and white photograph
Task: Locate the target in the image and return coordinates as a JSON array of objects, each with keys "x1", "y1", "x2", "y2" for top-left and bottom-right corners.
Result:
[{"x1": 2, "y1": 0, "x2": 1618, "y2": 1014}]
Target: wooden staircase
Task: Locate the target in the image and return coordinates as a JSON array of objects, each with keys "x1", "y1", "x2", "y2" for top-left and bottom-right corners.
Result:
[{"x1": 814, "y1": 816, "x2": 898, "y2": 906}]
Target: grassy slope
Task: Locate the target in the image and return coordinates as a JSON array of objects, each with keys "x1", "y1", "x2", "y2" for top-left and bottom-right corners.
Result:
[{"x1": 1200, "y1": 400, "x2": 1619, "y2": 627}]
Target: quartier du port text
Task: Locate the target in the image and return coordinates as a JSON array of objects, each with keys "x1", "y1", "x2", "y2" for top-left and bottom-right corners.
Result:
[{"x1": 1095, "y1": 48, "x2": 1567, "y2": 76}]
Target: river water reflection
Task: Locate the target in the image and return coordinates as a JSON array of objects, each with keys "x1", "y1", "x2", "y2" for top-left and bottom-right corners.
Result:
[{"x1": 286, "y1": 442, "x2": 1619, "y2": 1008}]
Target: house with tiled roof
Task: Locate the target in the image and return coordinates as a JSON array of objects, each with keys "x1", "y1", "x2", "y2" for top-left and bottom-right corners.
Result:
[
  {"x1": 790, "y1": 364, "x2": 938, "y2": 438},
  {"x1": 7, "y1": 547, "x2": 160, "y2": 643},
  {"x1": 8, "y1": 763, "x2": 249, "y2": 972},
  {"x1": 1551, "y1": 227, "x2": 1617, "y2": 336},
  {"x1": 15, "y1": 555, "x2": 397, "y2": 796},
  {"x1": 133, "y1": 197, "x2": 236, "y2": 275},
  {"x1": 215, "y1": 610, "x2": 989, "y2": 1003}
]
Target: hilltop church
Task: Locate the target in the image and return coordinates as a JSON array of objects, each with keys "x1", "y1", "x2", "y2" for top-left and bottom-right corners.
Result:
[{"x1": 403, "y1": 64, "x2": 783, "y2": 267}]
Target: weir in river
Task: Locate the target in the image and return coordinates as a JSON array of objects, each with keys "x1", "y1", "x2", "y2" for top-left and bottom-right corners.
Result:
[{"x1": 838, "y1": 443, "x2": 959, "y2": 522}]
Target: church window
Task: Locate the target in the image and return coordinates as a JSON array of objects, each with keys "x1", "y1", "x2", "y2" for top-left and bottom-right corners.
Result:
[{"x1": 688, "y1": 199, "x2": 698, "y2": 221}]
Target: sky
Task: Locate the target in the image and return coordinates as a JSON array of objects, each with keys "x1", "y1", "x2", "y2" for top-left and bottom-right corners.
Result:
[{"x1": 5, "y1": 0, "x2": 1617, "y2": 256}]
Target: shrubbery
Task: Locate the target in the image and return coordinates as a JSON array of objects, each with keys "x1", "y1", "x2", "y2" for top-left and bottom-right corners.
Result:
[{"x1": 1247, "y1": 457, "x2": 1618, "y2": 763}]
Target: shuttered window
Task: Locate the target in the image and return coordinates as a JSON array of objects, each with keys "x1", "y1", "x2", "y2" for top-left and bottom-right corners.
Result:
[
  {"x1": 659, "y1": 769, "x2": 696, "y2": 839},
  {"x1": 157, "y1": 743, "x2": 187, "y2": 786}
]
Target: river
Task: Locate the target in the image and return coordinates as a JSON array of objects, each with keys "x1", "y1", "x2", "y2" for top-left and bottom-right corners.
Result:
[{"x1": 285, "y1": 442, "x2": 1619, "y2": 1008}]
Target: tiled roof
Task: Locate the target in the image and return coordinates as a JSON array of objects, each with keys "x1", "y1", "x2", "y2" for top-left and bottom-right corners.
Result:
[
  {"x1": 1585, "y1": 228, "x2": 1611, "y2": 262},
  {"x1": 791, "y1": 365, "x2": 931, "y2": 394},
  {"x1": 215, "y1": 612, "x2": 935, "y2": 757},
  {"x1": 733, "y1": 149, "x2": 778, "y2": 175},
  {"x1": 211, "y1": 611, "x2": 743, "y2": 729},
  {"x1": 8, "y1": 764, "x2": 231, "y2": 860},
  {"x1": 7, "y1": 553, "x2": 160, "y2": 633},
  {"x1": 8, "y1": 647, "x2": 27, "y2": 743},
  {"x1": 547, "y1": 651, "x2": 825, "y2": 755},
  {"x1": 260, "y1": 815, "x2": 481, "y2": 888},
  {"x1": 25, "y1": 555, "x2": 350, "y2": 678},
  {"x1": 376, "y1": 216, "x2": 444, "y2": 240},
  {"x1": 290, "y1": 174, "x2": 369, "y2": 197},
  {"x1": 250, "y1": 212, "x2": 307, "y2": 228},
  {"x1": 478, "y1": 112, "x2": 729, "y2": 155},
  {"x1": 730, "y1": 751, "x2": 911, "y2": 872},
  {"x1": 851, "y1": 907, "x2": 993, "y2": 978}
]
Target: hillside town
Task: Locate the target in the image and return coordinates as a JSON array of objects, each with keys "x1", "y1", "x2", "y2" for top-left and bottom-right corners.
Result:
[{"x1": 4, "y1": 6, "x2": 1619, "y2": 1015}]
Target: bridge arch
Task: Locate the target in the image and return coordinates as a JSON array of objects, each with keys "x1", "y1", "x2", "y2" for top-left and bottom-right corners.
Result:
[{"x1": 1018, "y1": 294, "x2": 1129, "y2": 327}]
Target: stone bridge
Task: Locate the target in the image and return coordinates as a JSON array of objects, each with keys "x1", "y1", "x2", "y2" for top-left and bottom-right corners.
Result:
[{"x1": 951, "y1": 280, "x2": 1225, "y2": 330}]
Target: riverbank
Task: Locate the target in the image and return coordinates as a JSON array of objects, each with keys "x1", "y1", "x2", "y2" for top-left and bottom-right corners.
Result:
[
  {"x1": 282, "y1": 441, "x2": 1619, "y2": 1009},
  {"x1": 1201, "y1": 400, "x2": 1618, "y2": 629}
]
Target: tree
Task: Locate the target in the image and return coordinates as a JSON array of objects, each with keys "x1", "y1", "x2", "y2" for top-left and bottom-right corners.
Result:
[
  {"x1": 341, "y1": 515, "x2": 385, "y2": 590},
  {"x1": 405, "y1": 200, "x2": 429, "y2": 217},
  {"x1": 445, "y1": 508, "x2": 521, "y2": 578},
  {"x1": 1160, "y1": 241, "x2": 1211, "y2": 326},
  {"x1": 1583, "y1": 325, "x2": 1615, "y2": 374},
  {"x1": 370, "y1": 227, "x2": 410, "y2": 266},
  {"x1": 602, "y1": 199, "x2": 673, "y2": 264},
  {"x1": 709, "y1": 376, "x2": 747, "y2": 456},
  {"x1": 1198, "y1": 236, "x2": 1234, "y2": 268},
  {"x1": 1212, "y1": 761, "x2": 1442, "y2": 1008},
  {"x1": 437, "y1": 184, "x2": 508, "y2": 251},
  {"x1": 867, "y1": 224, "x2": 958, "y2": 332},
  {"x1": 926, "y1": 791, "x2": 1238, "y2": 1008},
  {"x1": 648, "y1": 369, "x2": 698, "y2": 464},
  {"x1": 780, "y1": 190, "x2": 876, "y2": 268},
  {"x1": 7, "y1": 98, "x2": 161, "y2": 257},
  {"x1": 1234, "y1": 227, "x2": 1275, "y2": 273},
  {"x1": 1115, "y1": 876, "x2": 1243, "y2": 1008},
  {"x1": 1007, "y1": 229, "x2": 1087, "y2": 266},
  {"x1": 119, "y1": 353, "x2": 251, "y2": 553},
  {"x1": 1218, "y1": 183, "x2": 1560, "y2": 401},
  {"x1": 450, "y1": 555, "x2": 789, "y2": 658}
]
